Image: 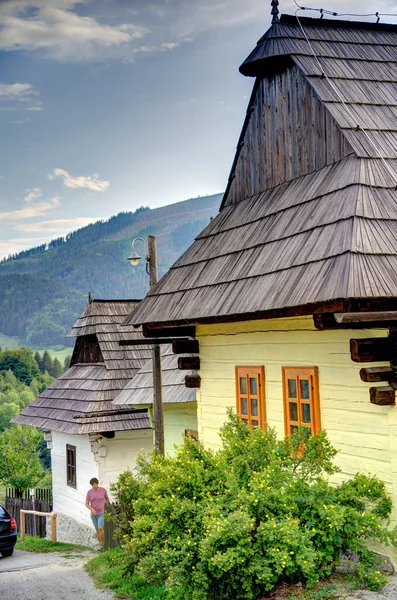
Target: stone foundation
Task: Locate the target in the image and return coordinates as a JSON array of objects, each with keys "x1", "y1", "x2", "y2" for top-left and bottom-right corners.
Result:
[{"x1": 46, "y1": 512, "x2": 100, "y2": 548}]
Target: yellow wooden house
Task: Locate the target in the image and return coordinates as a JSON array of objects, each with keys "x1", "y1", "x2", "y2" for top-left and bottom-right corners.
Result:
[{"x1": 126, "y1": 14, "x2": 397, "y2": 522}]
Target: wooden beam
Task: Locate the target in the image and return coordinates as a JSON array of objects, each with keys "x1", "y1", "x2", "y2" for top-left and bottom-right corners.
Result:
[
  {"x1": 360, "y1": 367, "x2": 394, "y2": 382},
  {"x1": 142, "y1": 324, "x2": 196, "y2": 339},
  {"x1": 370, "y1": 386, "x2": 396, "y2": 406},
  {"x1": 119, "y1": 338, "x2": 181, "y2": 346},
  {"x1": 178, "y1": 356, "x2": 200, "y2": 370},
  {"x1": 172, "y1": 339, "x2": 199, "y2": 354},
  {"x1": 185, "y1": 374, "x2": 201, "y2": 388},
  {"x1": 336, "y1": 312, "x2": 397, "y2": 323},
  {"x1": 314, "y1": 313, "x2": 397, "y2": 330},
  {"x1": 350, "y1": 338, "x2": 391, "y2": 362}
]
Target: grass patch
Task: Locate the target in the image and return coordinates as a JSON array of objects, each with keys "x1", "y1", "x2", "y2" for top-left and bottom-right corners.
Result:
[
  {"x1": 85, "y1": 547, "x2": 170, "y2": 600},
  {"x1": 0, "y1": 333, "x2": 19, "y2": 349},
  {"x1": 44, "y1": 347, "x2": 73, "y2": 363},
  {"x1": 16, "y1": 536, "x2": 89, "y2": 553}
]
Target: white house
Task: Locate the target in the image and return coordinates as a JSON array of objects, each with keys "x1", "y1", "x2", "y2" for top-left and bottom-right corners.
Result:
[{"x1": 15, "y1": 299, "x2": 153, "y2": 546}]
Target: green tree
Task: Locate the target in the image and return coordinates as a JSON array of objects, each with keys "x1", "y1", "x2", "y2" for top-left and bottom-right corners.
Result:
[
  {"x1": 0, "y1": 347, "x2": 41, "y2": 385},
  {"x1": 50, "y1": 357, "x2": 63, "y2": 378},
  {"x1": 41, "y1": 350, "x2": 53, "y2": 375},
  {"x1": 0, "y1": 425, "x2": 45, "y2": 494},
  {"x1": 34, "y1": 350, "x2": 44, "y2": 373}
]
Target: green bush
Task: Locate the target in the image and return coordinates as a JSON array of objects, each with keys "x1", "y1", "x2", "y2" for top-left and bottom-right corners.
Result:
[{"x1": 112, "y1": 413, "x2": 396, "y2": 600}]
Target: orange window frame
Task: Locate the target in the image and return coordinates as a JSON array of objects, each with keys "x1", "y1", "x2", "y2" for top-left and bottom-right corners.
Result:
[
  {"x1": 235, "y1": 366, "x2": 266, "y2": 429},
  {"x1": 282, "y1": 367, "x2": 321, "y2": 436}
]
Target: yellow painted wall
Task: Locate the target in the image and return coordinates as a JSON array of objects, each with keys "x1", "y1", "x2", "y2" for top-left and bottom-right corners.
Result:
[
  {"x1": 148, "y1": 403, "x2": 198, "y2": 456},
  {"x1": 196, "y1": 317, "x2": 397, "y2": 521}
]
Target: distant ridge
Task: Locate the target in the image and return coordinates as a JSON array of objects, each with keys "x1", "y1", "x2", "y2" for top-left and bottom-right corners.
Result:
[{"x1": 0, "y1": 193, "x2": 221, "y2": 348}]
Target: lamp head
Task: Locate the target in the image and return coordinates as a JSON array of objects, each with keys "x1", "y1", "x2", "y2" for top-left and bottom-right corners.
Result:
[{"x1": 127, "y1": 248, "x2": 142, "y2": 267}]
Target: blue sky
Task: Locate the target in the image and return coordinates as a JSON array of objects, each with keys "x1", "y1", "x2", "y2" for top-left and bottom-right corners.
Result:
[{"x1": 1, "y1": 0, "x2": 395, "y2": 259}]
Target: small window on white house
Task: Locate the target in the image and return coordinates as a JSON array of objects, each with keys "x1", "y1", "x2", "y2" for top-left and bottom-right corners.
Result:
[{"x1": 66, "y1": 444, "x2": 76, "y2": 488}]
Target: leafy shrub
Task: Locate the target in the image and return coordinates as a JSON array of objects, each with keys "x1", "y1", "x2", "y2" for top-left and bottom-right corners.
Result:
[{"x1": 112, "y1": 413, "x2": 396, "y2": 600}]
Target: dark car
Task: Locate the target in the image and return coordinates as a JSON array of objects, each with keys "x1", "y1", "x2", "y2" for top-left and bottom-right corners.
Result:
[{"x1": 0, "y1": 503, "x2": 17, "y2": 557}]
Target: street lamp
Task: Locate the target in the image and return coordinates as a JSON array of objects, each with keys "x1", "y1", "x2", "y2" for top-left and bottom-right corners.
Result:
[
  {"x1": 128, "y1": 235, "x2": 164, "y2": 455},
  {"x1": 127, "y1": 237, "x2": 149, "y2": 270}
]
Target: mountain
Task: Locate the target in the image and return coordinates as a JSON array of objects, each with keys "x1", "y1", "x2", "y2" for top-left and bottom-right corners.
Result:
[{"x1": 0, "y1": 194, "x2": 221, "y2": 348}]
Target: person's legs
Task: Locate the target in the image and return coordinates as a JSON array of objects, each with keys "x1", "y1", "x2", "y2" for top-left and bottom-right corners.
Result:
[
  {"x1": 97, "y1": 512, "x2": 105, "y2": 546},
  {"x1": 91, "y1": 513, "x2": 100, "y2": 542}
]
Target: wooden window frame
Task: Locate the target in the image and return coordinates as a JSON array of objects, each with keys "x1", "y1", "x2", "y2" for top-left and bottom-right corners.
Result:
[
  {"x1": 282, "y1": 366, "x2": 321, "y2": 436},
  {"x1": 235, "y1": 366, "x2": 266, "y2": 429},
  {"x1": 66, "y1": 444, "x2": 76, "y2": 488}
]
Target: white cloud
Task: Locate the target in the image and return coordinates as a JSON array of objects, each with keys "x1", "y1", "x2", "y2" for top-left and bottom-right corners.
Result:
[
  {"x1": 24, "y1": 187, "x2": 42, "y2": 202},
  {"x1": 123, "y1": 41, "x2": 180, "y2": 62},
  {"x1": 49, "y1": 168, "x2": 109, "y2": 191},
  {"x1": 0, "y1": 1, "x2": 149, "y2": 60},
  {"x1": 15, "y1": 216, "x2": 100, "y2": 232},
  {"x1": 0, "y1": 193, "x2": 60, "y2": 221},
  {"x1": 0, "y1": 82, "x2": 42, "y2": 111}
]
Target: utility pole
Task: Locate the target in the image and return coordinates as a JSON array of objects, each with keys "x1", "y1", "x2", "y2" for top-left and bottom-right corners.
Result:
[{"x1": 147, "y1": 235, "x2": 165, "y2": 455}]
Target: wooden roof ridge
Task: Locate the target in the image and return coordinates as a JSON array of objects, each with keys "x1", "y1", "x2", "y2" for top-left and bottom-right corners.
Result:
[{"x1": 279, "y1": 14, "x2": 397, "y2": 33}]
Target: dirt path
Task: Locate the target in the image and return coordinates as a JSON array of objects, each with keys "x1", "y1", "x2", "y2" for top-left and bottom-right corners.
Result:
[{"x1": 0, "y1": 549, "x2": 115, "y2": 600}]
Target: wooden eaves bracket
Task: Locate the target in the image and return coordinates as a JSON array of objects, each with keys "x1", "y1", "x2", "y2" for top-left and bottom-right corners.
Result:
[{"x1": 349, "y1": 322, "x2": 397, "y2": 406}]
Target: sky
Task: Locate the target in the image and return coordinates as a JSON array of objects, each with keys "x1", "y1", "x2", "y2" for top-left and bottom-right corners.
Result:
[{"x1": 1, "y1": 0, "x2": 396, "y2": 259}]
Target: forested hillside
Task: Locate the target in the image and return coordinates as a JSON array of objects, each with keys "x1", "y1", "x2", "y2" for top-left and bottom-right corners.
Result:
[{"x1": 0, "y1": 193, "x2": 221, "y2": 348}]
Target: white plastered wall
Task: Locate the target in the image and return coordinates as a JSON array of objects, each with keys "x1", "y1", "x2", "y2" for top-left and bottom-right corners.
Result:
[
  {"x1": 51, "y1": 431, "x2": 97, "y2": 529},
  {"x1": 97, "y1": 429, "x2": 153, "y2": 497}
]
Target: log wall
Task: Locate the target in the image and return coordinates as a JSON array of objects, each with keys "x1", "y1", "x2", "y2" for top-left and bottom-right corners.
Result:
[
  {"x1": 225, "y1": 65, "x2": 353, "y2": 206},
  {"x1": 195, "y1": 317, "x2": 397, "y2": 523}
]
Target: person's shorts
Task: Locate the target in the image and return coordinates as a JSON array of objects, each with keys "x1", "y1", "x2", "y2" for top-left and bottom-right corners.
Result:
[{"x1": 91, "y1": 512, "x2": 105, "y2": 530}]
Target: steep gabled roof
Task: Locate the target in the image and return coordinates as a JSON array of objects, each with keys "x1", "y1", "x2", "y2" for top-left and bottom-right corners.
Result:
[
  {"x1": 14, "y1": 300, "x2": 152, "y2": 434},
  {"x1": 113, "y1": 345, "x2": 197, "y2": 407},
  {"x1": 127, "y1": 15, "x2": 397, "y2": 329}
]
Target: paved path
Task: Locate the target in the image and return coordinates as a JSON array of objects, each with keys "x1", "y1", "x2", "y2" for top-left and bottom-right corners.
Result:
[{"x1": 0, "y1": 549, "x2": 115, "y2": 600}]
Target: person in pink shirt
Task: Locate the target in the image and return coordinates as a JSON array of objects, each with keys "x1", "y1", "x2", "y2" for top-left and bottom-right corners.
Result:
[{"x1": 85, "y1": 477, "x2": 109, "y2": 547}]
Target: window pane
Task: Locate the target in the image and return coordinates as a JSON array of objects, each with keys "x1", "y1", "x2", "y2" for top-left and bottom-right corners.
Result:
[
  {"x1": 300, "y1": 379, "x2": 310, "y2": 400},
  {"x1": 240, "y1": 377, "x2": 247, "y2": 394},
  {"x1": 288, "y1": 379, "x2": 297, "y2": 398},
  {"x1": 249, "y1": 377, "x2": 258, "y2": 395},
  {"x1": 251, "y1": 398, "x2": 258, "y2": 416},
  {"x1": 240, "y1": 397, "x2": 248, "y2": 415},
  {"x1": 302, "y1": 403, "x2": 311, "y2": 423},
  {"x1": 251, "y1": 420, "x2": 259, "y2": 427},
  {"x1": 290, "y1": 425, "x2": 298, "y2": 435},
  {"x1": 242, "y1": 418, "x2": 248, "y2": 425},
  {"x1": 289, "y1": 402, "x2": 298, "y2": 422}
]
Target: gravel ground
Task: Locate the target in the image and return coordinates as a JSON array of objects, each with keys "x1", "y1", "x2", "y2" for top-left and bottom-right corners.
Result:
[{"x1": 0, "y1": 549, "x2": 115, "y2": 600}]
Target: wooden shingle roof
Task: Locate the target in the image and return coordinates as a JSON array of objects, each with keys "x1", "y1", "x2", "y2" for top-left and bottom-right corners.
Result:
[
  {"x1": 114, "y1": 346, "x2": 197, "y2": 407},
  {"x1": 14, "y1": 300, "x2": 152, "y2": 434},
  {"x1": 127, "y1": 16, "x2": 397, "y2": 329}
]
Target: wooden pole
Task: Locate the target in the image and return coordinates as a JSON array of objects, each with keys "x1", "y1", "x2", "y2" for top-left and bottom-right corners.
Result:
[
  {"x1": 148, "y1": 235, "x2": 164, "y2": 455},
  {"x1": 20, "y1": 510, "x2": 25, "y2": 541},
  {"x1": 51, "y1": 513, "x2": 57, "y2": 543}
]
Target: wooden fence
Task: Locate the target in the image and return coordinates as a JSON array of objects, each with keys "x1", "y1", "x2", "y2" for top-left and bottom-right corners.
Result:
[
  {"x1": 104, "y1": 504, "x2": 119, "y2": 550},
  {"x1": 5, "y1": 488, "x2": 52, "y2": 537}
]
